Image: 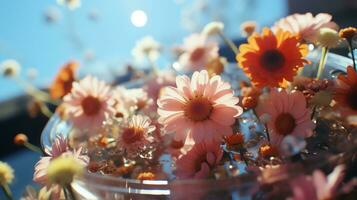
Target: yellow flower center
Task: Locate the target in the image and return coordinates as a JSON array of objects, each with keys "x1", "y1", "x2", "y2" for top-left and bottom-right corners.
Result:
[
  {"x1": 184, "y1": 97, "x2": 213, "y2": 122},
  {"x1": 275, "y1": 113, "x2": 296, "y2": 136},
  {"x1": 81, "y1": 95, "x2": 102, "y2": 116},
  {"x1": 260, "y1": 49, "x2": 285, "y2": 71}
]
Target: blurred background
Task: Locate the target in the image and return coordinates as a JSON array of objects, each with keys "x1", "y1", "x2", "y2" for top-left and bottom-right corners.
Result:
[{"x1": 0, "y1": 0, "x2": 356, "y2": 198}]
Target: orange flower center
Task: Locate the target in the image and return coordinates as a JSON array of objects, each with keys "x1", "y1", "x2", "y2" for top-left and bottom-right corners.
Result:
[
  {"x1": 260, "y1": 49, "x2": 285, "y2": 71},
  {"x1": 184, "y1": 97, "x2": 213, "y2": 122},
  {"x1": 274, "y1": 113, "x2": 296, "y2": 136},
  {"x1": 122, "y1": 127, "x2": 144, "y2": 144},
  {"x1": 170, "y1": 139, "x2": 184, "y2": 149},
  {"x1": 190, "y1": 47, "x2": 206, "y2": 62},
  {"x1": 81, "y1": 96, "x2": 102, "y2": 116},
  {"x1": 347, "y1": 87, "x2": 357, "y2": 110}
]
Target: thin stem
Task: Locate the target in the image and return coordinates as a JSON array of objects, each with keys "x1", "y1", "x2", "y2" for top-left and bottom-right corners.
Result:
[
  {"x1": 239, "y1": 149, "x2": 248, "y2": 166},
  {"x1": 316, "y1": 47, "x2": 329, "y2": 79},
  {"x1": 348, "y1": 40, "x2": 356, "y2": 71},
  {"x1": 265, "y1": 123, "x2": 271, "y2": 143},
  {"x1": 311, "y1": 105, "x2": 317, "y2": 120},
  {"x1": 1, "y1": 184, "x2": 13, "y2": 200},
  {"x1": 63, "y1": 184, "x2": 76, "y2": 200},
  {"x1": 218, "y1": 31, "x2": 239, "y2": 55},
  {"x1": 24, "y1": 142, "x2": 43, "y2": 154}
]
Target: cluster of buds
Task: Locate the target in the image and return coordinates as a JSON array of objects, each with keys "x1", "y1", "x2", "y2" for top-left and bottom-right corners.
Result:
[{"x1": 239, "y1": 81, "x2": 262, "y2": 110}]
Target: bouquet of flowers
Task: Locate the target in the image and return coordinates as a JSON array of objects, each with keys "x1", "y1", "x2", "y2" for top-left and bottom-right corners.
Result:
[{"x1": 1, "y1": 11, "x2": 357, "y2": 200}]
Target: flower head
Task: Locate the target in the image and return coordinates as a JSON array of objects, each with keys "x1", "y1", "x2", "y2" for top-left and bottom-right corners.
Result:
[
  {"x1": 158, "y1": 70, "x2": 242, "y2": 143},
  {"x1": 175, "y1": 141, "x2": 223, "y2": 179},
  {"x1": 0, "y1": 161, "x2": 14, "y2": 185},
  {"x1": 237, "y1": 28, "x2": 308, "y2": 88},
  {"x1": 14, "y1": 133, "x2": 28, "y2": 145},
  {"x1": 117, "y1": 115, "x2": 156, "y2": 155},
  {"x1": 289, "y1": 165, "x2": 345, "y2": 200},
  {"x1": 256, "y1": 89, "x2": 315, "y2": 146},
  {"x1": 205, "y1": 57, "x2": 226, "y2": 77},
  {"x1": 317, "y1": 27, "x2": 341, "y2": 48},
  {"x1": 57, "y1": 0, "x2": 81, "y2": 10},
  {"x1": 49, "y1": 61, "x2": 78, "y2": 99},
  {"x1": 47, "y1": 156, "x2": 84, "y2": 186},
  {"x1": 63, "y1": 76, "x2": 116, "y2": 131},
  {"x1": 33, "y1": 135, "x2": 89, "y2": 184},
  {"x1": 272, "y1": 12, "x2": 338, "y2": 43},
  {"x1": 137, "y1": 172, "x2": 156, "y2": 180},
  {"x1": 178, "y1": 34, "x2": 219, "y2": 71},
  {"x1": 339, "y1": 27, "x2": 357, "y2": 41},
  {"x1": 334, "y1": 66, "x2": 357, "y2": 115},
  {"x1": 132, "y1": 36, "x2": 161, "y2": 62},
  {"x1": 240, "y1": 21, "x2": 257, "y2": 37},
  {"x1": 202, "y1": 21, "x2": 224, "y2": 36},
  {"x1": 1, "y1": 59, "x2": 20, "y2": 77}
]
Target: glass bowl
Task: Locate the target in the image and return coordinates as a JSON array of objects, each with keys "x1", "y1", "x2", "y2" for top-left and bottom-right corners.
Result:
[{"x1": 41, "y1": 51, "x2": 355, "y2": 199}]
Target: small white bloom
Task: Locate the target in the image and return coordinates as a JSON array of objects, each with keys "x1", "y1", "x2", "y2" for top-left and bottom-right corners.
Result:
[
  {"x1": 0, "y1": 161, "x2": 14, "y2": 185},
  {"x1": 317, "y1": 27, "x2": 341, "y2": 48},
  {"x1": 1, "y1": 59, "x2": 21, "y2": 77},
  {"x1": 57, "y1": 0, "x2": 81, "y2": 10},
  {"x1": 202, "y1": 21, "x2": 224, "y2": 36},
  {"x1": 131, "y1": 36, "x2": 161, "y2": 62}
]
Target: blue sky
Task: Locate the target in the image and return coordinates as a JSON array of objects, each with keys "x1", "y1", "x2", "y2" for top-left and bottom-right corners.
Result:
[{"x1": 0, "y1": 0, "x2": 287, "y2": 101}]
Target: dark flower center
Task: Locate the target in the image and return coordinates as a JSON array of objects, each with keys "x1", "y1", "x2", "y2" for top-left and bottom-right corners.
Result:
[
  {"x1": 260, "y1": 49, "x2": 285, "y2": 71},
  {"x1": 275, "y1": 113, "x2": 296, "y2": 136},
  {"x1": 122, "y1": 127, "x2": 144, "y2": 144},
  {"x1": 81, "y1": 96, "x2": 102, "y2": 116},
  {"x1": 184, "y1": 97, "x2": 213, "y2": 122},
  {"x1": 347, "y1": 87, "x2": 357, "y2": 110},
  {"x1": 190, "y1": 47, "x2": 206, "y2": 62}
]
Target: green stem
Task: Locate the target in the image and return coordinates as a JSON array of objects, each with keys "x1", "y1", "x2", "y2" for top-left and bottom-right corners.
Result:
[
  {"x1": 316, "y1": 47, "x2": 329, "y2": 79},
  {"x1": 1, "y1": 184, "x2": 13, "y2": 200},
  {"x1": 24, "y1": 142, "x2": 43, "y2": 154},
  {"x1": 218, "y1": 31, "x2": 239, "y2": 55},
  {"x1": 348, "y1": 40, "x2": 356, "y2": 71}
]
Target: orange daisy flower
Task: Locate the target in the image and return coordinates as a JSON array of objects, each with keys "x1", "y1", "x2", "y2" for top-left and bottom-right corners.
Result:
[
  {"x1": 236, "y1": 28, "x2": 308, "y2": 88},
  {"x1": 49, "y1": 61, "x2": 78, "y2": 99},
  {"x1": 334, "y1": 66, "x2": 357, "y2": 115}
]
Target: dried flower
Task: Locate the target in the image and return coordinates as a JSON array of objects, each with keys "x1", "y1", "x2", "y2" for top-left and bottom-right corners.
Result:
[
  {"x1": 47, "y1": 156, "x2": 84, "y2": 186},
  {"x1": 202, "y1": 21, "x2": 224, "y2": 36},
  {"x1": 49, "y1": 61, "x2": 78, "y2": 99},
  {"x1": 339, "y1": 27, "x2": 357, "y2": 41},
  {"x1": 272, "y1": 12, "x2": 338, "y2": 43},
  {"x1": 237, "y1": 28, "x2": 308, "y2": 88},
  {"x1": 176, "y1": 141, "x2": 223, "y2": 179},
  {"x1": 0, "y1": 161, "x2": 14, "y2": 185},
  {"x1": 63, "y1": 76, "x2": 116, "y2": 131},
  {"x1": 225, "y1": 133, "x2": 244, "y2": 148},
  {"x1": 256, "y1": 89, "x2": 315, "y2": 146},
  {"x1": 57, "y1": 0, "x2": 81, "y2": 10},
  {"x1": 178, "y1": 34, "x2": 219, "y2": 71},
  {"x1": 158, "y1": 70, "x2": 242, "y2": 143},
  {"x1": 132, "y1": 36, "x2": 161, "y2": 62},
  {"x1": 1, "y1": 59, "x2": 21, "y2": 77},
  {"x1": 137, "y1": 172, "x2": 156, "y2": 180},
  {"x1": 317, "y1": 27, "x2": 341, "y2": 48},
  {"x1": 240, "y1": 21, "x2": 257, "y2": 37},
  {"x1": 14, "y1": 133, "x2": 28, "y2": 145},
  {"x1": 258, "y1": 144, "x2": 279, "y2": 158}
]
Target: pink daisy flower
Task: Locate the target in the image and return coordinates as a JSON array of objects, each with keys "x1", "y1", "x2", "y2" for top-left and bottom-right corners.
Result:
[
  {"x1": 157, "y1": 70, "x2": 242, "y2": 143},
  {"x1": 178, "y1": 34, "x2": 219, "y2": 71},
  {"x1": 117, "y1": 115, "x2": 156, "y2": 156},
  {"x1": 175, "y1": 141, "x2": 223, "y2": 179},
  {"x1": 33, "y1": 135, "x2": 89, "y2": 184},
  {"x1": 256, "y1": 89, "x2": 315, "y2": 146},
  {"x1": 272, "y1": 12, "x2": 338, "y2": 43},
  {"x1": 289, "y1": 165, "x2": 345, "y2": 200},
  {"x1": 63, "y1": 76, "x2": 116, "y2": 130},
  {"x1": 143, "y1": 71, "x2": 176, "y2": 103}
]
